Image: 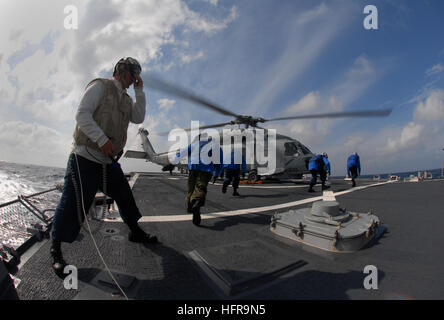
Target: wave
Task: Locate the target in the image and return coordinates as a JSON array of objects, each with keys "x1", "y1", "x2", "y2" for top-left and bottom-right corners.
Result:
[
  {"x1": 0, "y1": 170, "x2": 37, "y2": 203},
  {"x1": 0, "y1": 162, "x2": 65, "y2": 204}
]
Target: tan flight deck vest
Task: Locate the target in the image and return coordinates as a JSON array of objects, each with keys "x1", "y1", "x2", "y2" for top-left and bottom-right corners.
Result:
[{"x1": 73, "y1": 78, "x2": 132, "y2": 156}]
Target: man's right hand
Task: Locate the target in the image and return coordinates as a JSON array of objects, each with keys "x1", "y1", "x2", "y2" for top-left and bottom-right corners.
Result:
[
  {"x1": 100, "y1": 140, "x2": 115, "y2": 156},
  {"x1": 133, "y1": 74, "x2": 143, "y2": 88}
]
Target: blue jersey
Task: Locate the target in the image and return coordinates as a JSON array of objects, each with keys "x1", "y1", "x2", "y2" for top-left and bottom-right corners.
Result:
[
  {"x1": 175, "y1": 140, "x2": 223, "y2": 176},
  {"x1": 308, "y1": 155, "x2": 331, "y2": 172},
  {"x1": 223, "y1": 151, "x2": 247, "y2": 173},
  {"x1": 347, "y1": 154, "x2": 361, "y2": 176}
]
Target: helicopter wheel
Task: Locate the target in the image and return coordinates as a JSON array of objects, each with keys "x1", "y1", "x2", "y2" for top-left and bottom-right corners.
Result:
[{"x1": 247, "y1": 170, "x2": 260, "y2": 182}]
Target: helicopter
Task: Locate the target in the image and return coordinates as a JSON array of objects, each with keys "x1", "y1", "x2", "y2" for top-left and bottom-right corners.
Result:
[{"x1": 124, "y1": 76, "x2": 391, "y2": 182}]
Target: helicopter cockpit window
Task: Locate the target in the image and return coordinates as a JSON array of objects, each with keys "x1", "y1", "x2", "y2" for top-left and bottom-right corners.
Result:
[
  {"x1": 284, "y1": 142, "x2": 299, "y2": 156},
  {"x1": 298, "y1": 144, "x2": 312, "y2": 155}
]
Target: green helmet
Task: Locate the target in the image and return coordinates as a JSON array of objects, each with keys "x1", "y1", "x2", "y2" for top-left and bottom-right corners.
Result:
[{"x1": 113, "y1": 57, "x2": 142, "y2": 77}]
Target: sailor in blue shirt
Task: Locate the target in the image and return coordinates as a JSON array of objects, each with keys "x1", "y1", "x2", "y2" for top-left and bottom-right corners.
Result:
[
  {"x1": 174, "y1": 136, "x2": 223, "y2": 225},
  {"x1": 308, "y1": 153, "x2": 331, "y2": 192},
  {"x1": 347, "y1": 153, "x2": 361, "y2": 187},
  {"x1": 221, "y1": 150, "x2": 247, "y2": 196}
]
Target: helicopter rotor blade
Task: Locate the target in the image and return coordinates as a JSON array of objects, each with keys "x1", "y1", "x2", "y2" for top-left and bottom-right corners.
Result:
[
  {"x1": 155, "y1": 121, "x2": 234, "y2": 136},
  {"x1": 145, "y1": 75, "x2": 239, "y2": 118},
  {"x1": 263, "y1": 108, "x2": 392, "y2": 122}
]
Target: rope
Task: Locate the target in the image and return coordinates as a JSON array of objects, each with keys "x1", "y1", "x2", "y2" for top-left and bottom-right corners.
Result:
[{"x1": 72, "y1": 153, "x2": 129, "y2": 300}]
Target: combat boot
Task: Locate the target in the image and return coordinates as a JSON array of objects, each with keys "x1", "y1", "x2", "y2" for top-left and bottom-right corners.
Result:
[
  {"x1": 308, "y1": 185, "x2": 315, "y2": 193},
  {"x1": 322, "y1": 185, "x2": 330, "y2": 190},
  {"x1": 50, "y1": 242, "x2": 67, "y2": 278},
  {"x1": 191, "y1": 200, "x2": 202, "y2": 226},
  {"x1": 352, "y1": 180, "x2": 356, "y2": 187},
  {"x1": 232, "y1": 188, "x2": 240, "y2": 196},
  {"x1": 222, "y1": 181, "x2": 229, "y2": 194},
  {"x1": 187, "y1": 201, "x2": 192, "y2": 213},
  {"x1": 128, "y1": 224, "x2": 158, "y2": 244}
]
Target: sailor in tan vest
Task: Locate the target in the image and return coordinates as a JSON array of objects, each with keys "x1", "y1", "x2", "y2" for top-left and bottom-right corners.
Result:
[{"x1": 50, "y1": 57, "x2": 158, "y2": 278}]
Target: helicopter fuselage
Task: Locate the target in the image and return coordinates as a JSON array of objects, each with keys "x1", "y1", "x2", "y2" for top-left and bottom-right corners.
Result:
[{"x1": 125, "y1": 127, "x2": 313, "y2": 180}]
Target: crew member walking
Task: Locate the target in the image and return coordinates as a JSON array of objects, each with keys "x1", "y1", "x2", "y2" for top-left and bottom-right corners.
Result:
[
  {"x1": 221, "y1": 150, "x2": 247, "y2": 196},
  {"x1": 308, "y1": 153, "x2": 331, "y2": 193},
  {"x1": 347, "y1": 153, "x2": 361, "y2": 187},
  {"x1": 175, "y1": 136, "x2": 223, "y2": 226}
]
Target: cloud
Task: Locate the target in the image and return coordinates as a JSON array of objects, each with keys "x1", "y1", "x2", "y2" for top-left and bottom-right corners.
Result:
[
  {"x1": 270, "y1": 55, "x2": 381, "y2": 147},
  {"x1": 413, "y1": 89, "x2": 444, "y2": 121},
  {"x1": 283, "y1": 91, "x2": 321, "y2": 114},
  {"x1": 8, "y1": 28, "x2": 24, "y2": 42},
  {"x1": 332, "y1": 88, "x2": 444, "y2": 174},
  {"x1": 202, "y1": 0, "x2": 218, "y2": 6},
  {"x1": 385, "y1": 122, "x2": 424, "y2": 153},
  {"x1": 1, "y1": 0, "x2": 237, "y2": 169},
  {"x1": 178, "y1": 50, "x2": 205, "y2": 64},
  {"x1": 330, "y1": 55, "x2": 380, "y2": 107},
  {"x1": 426, "y1": 63, "x2": 444, "y2": 77},
  {"x1": 297, "y1": 2, "x2": 328, "y2": 25},
  {"x1": 247, "y1": 1, "x2": 359, "y2": 115},
  {"x1": 0, "y1": 121, "x2": 71, "y2": 167},
  {"x1": 371, "y1": 90, "x2": 444, "y2": 158},
  {"x1": 184, "y1": 5, "x2": 238, "y2": 34},
  {"x1": 158, "y1": 98, "x2": 176, "y2": 112},
  {"x1": 344, "y1": 136, "x2": 364, "y2": 150},
  {"x1": 71, "y1": 0, "x2": 236, "y2": 82}
]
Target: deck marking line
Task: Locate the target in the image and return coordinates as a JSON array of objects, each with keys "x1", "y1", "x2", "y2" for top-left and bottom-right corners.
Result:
[
  {"x1": 212, "y1": 183, "x2": 309, "y2": 189},
  {"x1": 322, "y1": 190, "x2": 336, "y2": 202},
  {"x1": 105, "y1": 181, "x2": 392, "y2": 223},
  {"x1": 128, "y1": 173, "x2": 140, "y2": 189}
]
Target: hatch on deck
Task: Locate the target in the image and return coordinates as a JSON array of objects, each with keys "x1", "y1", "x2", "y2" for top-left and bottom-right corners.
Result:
[
  {"x1": 270, "y1": 196, "x2": 385, "y2": 253},
  {"x1": 187, "y1": 239, "x2": 307, "y2": 297}
]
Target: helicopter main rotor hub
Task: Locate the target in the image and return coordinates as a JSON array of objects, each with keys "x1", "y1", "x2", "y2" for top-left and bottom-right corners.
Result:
[{"x1": 234, "y1": 116, "x2": 266, "y2": 128}]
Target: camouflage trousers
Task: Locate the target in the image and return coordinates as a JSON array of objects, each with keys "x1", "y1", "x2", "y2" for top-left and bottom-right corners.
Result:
[{"x1": 186, "y1": 170, "x2": 213, "y2": 206}]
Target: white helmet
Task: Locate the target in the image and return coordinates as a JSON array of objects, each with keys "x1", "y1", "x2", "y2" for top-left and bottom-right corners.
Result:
[{"x1": 113, "y1": 57, "x2": 142, "y2": 77}]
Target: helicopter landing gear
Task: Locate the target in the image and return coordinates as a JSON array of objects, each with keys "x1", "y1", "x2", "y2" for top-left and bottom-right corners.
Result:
[{"x1": 247, "y1": 170, "x2": 260, "y2": 183}]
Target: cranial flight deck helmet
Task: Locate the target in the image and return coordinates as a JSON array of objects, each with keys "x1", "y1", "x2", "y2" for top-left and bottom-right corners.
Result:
[
  {"x1": 113, "y1": 57, "x2": 142, "y2": 77},
  {"x1": 322, "y1": 152, "x2": 328, "y2": 158}
]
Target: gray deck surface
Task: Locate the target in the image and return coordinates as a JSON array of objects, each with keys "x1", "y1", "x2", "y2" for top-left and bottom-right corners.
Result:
[{"x1": 14, "y1": 173, "x2": 444, "y2": 300}]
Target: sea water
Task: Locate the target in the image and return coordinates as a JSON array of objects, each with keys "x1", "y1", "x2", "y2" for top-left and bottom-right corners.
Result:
[
  {"x1": 0, "y1": 161, "x2": 65, "y2": 251},
  {"x1": 0, "y1": 161, "x2": 65, "y2": 204}
]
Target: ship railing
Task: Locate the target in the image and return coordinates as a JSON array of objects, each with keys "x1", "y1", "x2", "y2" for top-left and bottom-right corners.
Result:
[{"x1": 0, "y1": 186, "x2": 62, "y2": 267}]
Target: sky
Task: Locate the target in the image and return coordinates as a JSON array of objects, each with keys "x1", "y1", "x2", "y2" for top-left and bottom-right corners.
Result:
[{"x1": 1, "y1": 0, "x2": 444, "y2": 176}]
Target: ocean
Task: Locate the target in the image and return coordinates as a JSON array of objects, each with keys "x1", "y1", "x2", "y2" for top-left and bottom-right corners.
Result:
[
  {"x1": 0, "y1": 161, "x2": 65, "y2": 204},
  {"x1": 358, "y1": 168, "x2": 443, "y2": 180},
  {"x1": 0, "y1": 161, "x2": 65, "y2": 253}
]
